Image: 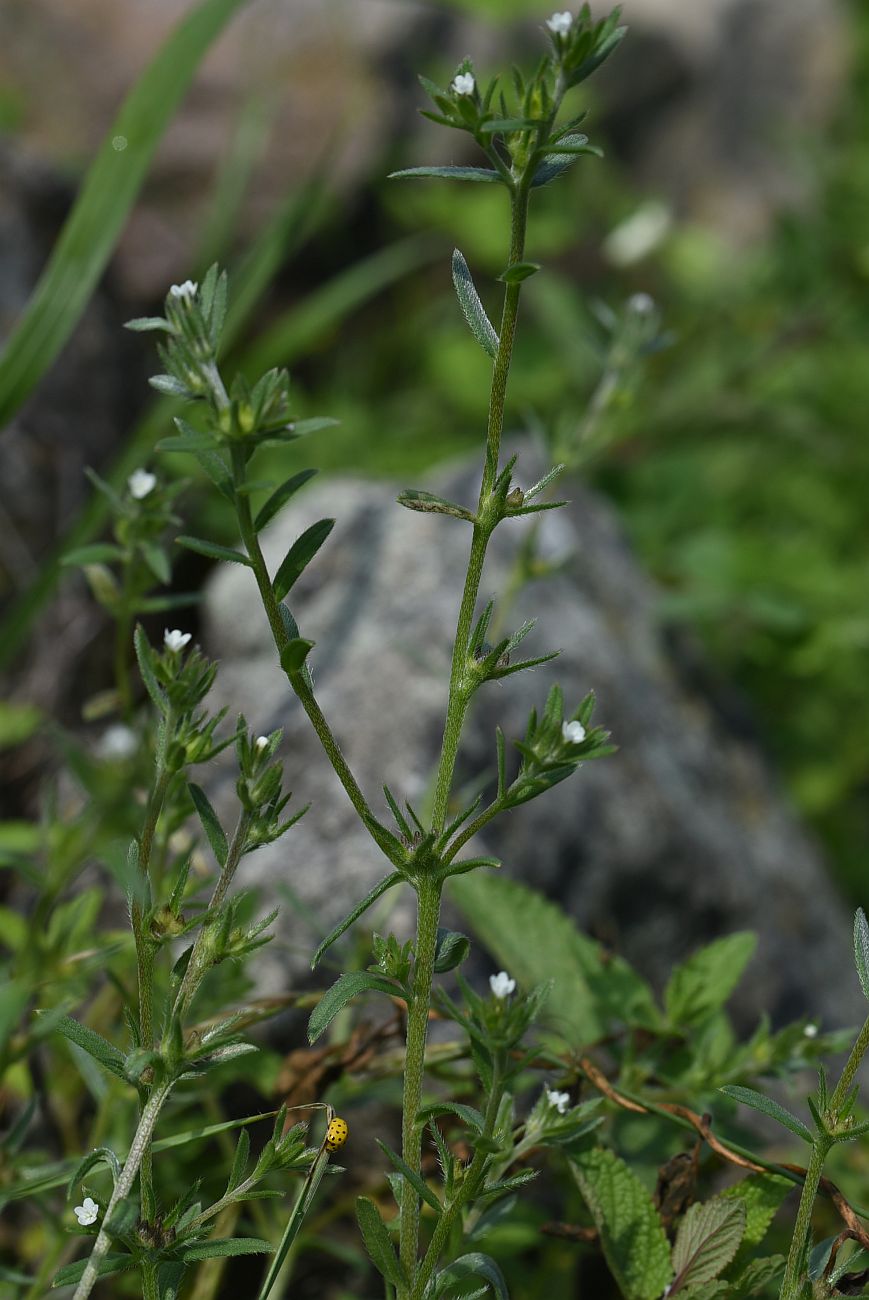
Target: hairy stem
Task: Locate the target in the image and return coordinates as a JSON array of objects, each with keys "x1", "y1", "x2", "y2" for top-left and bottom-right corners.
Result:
[
  {"x1": 829, "y1": 1011, "x2": 869, "y2": 1114},
  {"x1": 780, "y1": 1138, "x2": 830, "y2": 1300}
]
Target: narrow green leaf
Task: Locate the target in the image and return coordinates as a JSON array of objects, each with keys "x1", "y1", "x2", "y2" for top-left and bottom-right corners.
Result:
[
  {"x1": 181, "y1": 1237, "x2": 273, "y2": 1261},
  {"x1": 415, "y1": 1102, "x2": 484, "y2": 1134},
  {"x1": 356, "y1": 1197, "x2": 406, "y2": 1288},
  {"x1": 43, "y1": 1014, "x2": 126, "y2": 1082},
  {"x1": 532, "y1": 132, "x2": 597, "y2": 187},
  {"x1": 51, "y1": 1254, "x2": 134, "y2": 1288},
  {"x1": 176, "y1": 535, "x2": 252, "y2": 566},
  {"x1": 720, "y1": 1086, "x2": 812, "y2": 1143},
  {"x1": 66, "y1": 1146, "x2": 122, "y2": 1198},
  {"x1": 397, "y1": 489, "x2": 476, "y2": 522},
  {"x1": 0, "y1": 0, "x2": 250, "y2": 431},
  {"x1": 435, "y1": 1252, "x2": 509, "y2": 1300},
  {"x1": 376, "y1": 1139, "x2": 442, "y2": 1215},
  {"x1": 257, "y1": 1149, "x2": 329, "y2": 1300},
  {"x1": 61, "y1": 544, "x2": 125, "y2": 566},
  {"x1": 227, "y1": 1127, "x2": 250, "y2": 1194},
  {"x1": 670, "y1": 1197, "x2": 746, "y2": 1291},
  {"x1": 433, "y1": 928, "x2": 471, "y2": 973},
  {"x1": 273, "y1": 519, "x2": 335, "y2": 602},
  {"x1": 571, "y1": 1147, "x2": 672, "y2": 1300},
  {"x1": 254, "y1": 469, "x2": 318, "y2": 532},
  {"x1": 124, "y1": 316, "x2": 170, "y2": 333},
  {"x1": 854, "y1": 909, "x2": 869, "y2": 1001},
  {"x1": 134, "y1": 624, "x2": 168, "y2": 714},
  {"x1": 307, "y1": 972, "x2": 400, "y2": 1043},
  {"x1": 389, "y1": 165, "x2": 502, "y2": 183},
  {"x1": 311, "y1": 873, "x2": 404, "y2": 968},
  {"x1": 497, "y1": 262, "x2": 541, "y2": 284},
  {"x1": 452, "y1": 249, "x2": 499, "y2": 360},
  {"x1": 188, "y1": 783, "x2": 228, "y2": 867}
]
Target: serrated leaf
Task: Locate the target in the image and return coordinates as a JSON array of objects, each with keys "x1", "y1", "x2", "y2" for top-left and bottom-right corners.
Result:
[
  {"x1": 571, "y1": 1147, "x2": 672, "y2": 1300},
  {"x1": 665, "y1": 933, "x2": 757, "y2": 1026},
  {"x1": 389, "y1": 166, "x2": 502, "y2": 184},
  {"x1": 273, "y1": 519, "x2": 334, "y2": 601},
  {"x1": 188, "y1": 782, "x2": 228, "y2": 866},
  {"x1": 307, "y1": 971, "x2": 400, "y2": 1043},
  {"x1": 497, "y1": 262, "x2": 541, "y2": 284},
  {"x1": 671, "y1": 1197, "x2": 746, "y2": 1291},
  {"x1": 180, "y1": 1237, "x2": 273, "y2": 1261},
  {"x1": 45, "y1": 1014, "x2": 127, "y2": 1082},
  {"x1": 452, "y1": 249, "x2": 499, "y2": 360},
  {"x1": 720, "y1": 1085, "x2": 812, "y2": 1143},
  {"x1": 854, "y1": 909, "x2": 869, "y2": 1001},
  {"x1": 397, "y1": 489, "x2": 476, "y2": 522},
  {"x1": 356, "y1": 1197, "x2": 406, "y2": 1287},
  {"x1": 311, "y1": 872, "x2": 404, "y2": 968},
  {"x1": 254, "y1": 469, "x2": 318, "y2": 532},
  {"x1": 176, "y1": 535, "x2": 252, "y2": 566},
  {"x1": 723, "y1": 1173, "x2": 792, "y2": 1258}
]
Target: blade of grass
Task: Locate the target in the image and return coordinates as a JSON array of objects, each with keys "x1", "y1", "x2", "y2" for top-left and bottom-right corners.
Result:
[
  {"x1": 256, "y1": 1148, "x2": 330, "y2": 1300},
  {"x1": 0, "y1": 0, "x2": 251, "y2": 431}
]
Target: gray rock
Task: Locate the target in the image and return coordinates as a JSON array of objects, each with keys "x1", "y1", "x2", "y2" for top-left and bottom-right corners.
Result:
[{"x1": 204, "y1": 441, "x2": 857, "y2": 1027}]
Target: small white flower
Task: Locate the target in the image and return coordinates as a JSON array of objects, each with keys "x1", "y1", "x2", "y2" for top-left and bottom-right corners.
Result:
[
  {"x1": 546, "y1": 11, "x2": 573, "y2": 36},
  {"x1": 97, "y1": 724, "x2": 138, "y2": 759},
  {"x1": 169, "y1": 279, "x2": 198, "y2": 301},
  {"x1": 255, "y1": 735, "x2": 270, "y2": 751},
  {"x1": 452, "y1": 72, "x2": 475, "y2": 96},
  {"x1": 127, "y1": 468, "x2": 157, "y2": 500},
  {"x1": 603, "y1": 200, "x2": 671, "y2": 268},
  {"x1": 546, "y1": 1087, "x2": 571, "y2": 1115},
  {"x1": 562, "y1": 719, "x2": 586, "y2": 744},
  {"x1": 489, "y1": 970, "x2": 516, "y2": 999},
  {"x1": 804, "y1": 1022, "x2": 819, "y2": 1039},
  {"x1": 628, "y1": 292, "x2": 656, "y2": 317},
  {"x1": 74, "y1": 1197, "x2": 100, "y2": 1227},
  {"x1": 163, "y1": 628, "x2": 192, "y2": 653}
]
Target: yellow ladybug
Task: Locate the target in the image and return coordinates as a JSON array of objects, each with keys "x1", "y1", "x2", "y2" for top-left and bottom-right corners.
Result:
[{"x1": 325, "y1": 1116, "x2": 349, "y2": 1153}]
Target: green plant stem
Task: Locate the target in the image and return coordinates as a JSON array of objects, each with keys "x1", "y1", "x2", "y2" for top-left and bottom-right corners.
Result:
[
  {"x1": 829, "y1": 1010, "x2": 869, "y2": 1113},
  {"x1": 780, "y1": 1137, "x2": 831, "y2": 1300},
  {"x1": 228, "y1": 445, "x2": 377, "y2": 842},
  {"x1": 71, "y1": 1079, "x2": 174, "y2": 1300},
  {"x1": 409, "y1": 1052, "x2": 506, "y2": 1300}
]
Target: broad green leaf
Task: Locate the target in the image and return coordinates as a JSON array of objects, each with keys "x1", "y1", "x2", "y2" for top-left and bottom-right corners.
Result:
[
  {"x1": 180, "y1": 1237, "x2": 273, "y2": 1261},
  {"x1": 720, "y1": 1085, "x2": 812, "y2": 1143},
  {"x1": 176, "y1": 535, "x2": 252, "y2": 567},
  {"x1": 0, "y1": 0, "x2": 250, "y2": 431},
  {"x1": 435, "y1": 1253, "x2": 509, "y2": 1299},
  {"x1": 311, "y1": 873, "x2": 404, "y2": 968},
  {"x1": 665, "y1": 933, "x2": 757, "y2": 1027},
  {"x1": 854, "y1": 909, "x2": 869, "y2": 1001},
  {"x1": 433, "y1": 928, "x2": 471, "y2": 973},
  {"x1": 273, "y1": 519, "x2": 335, "y2": 602},
  {"x1": 389, "y1": 166, "x2": 503, "y2": 184},
  {"x1": 307, "y1": 971, "x2": 400, "y2": 1043},
  {"x1": 188, "y1": 783, "x2": 228, "y2": 867},
  {"x1": 571, "y1": 1147, "x2": 672, "y2": 1300},
  {"x1": 451, "y1": 874, "x2": 660, "y2": 1042},
  {"x1": 279, "y1": 637, "x2": 316, "y2": 675},
  {"x1": 45, "y1": 1014, "x2": 127, "y2": 1082},
  {"x1": 356, "y1": 1196, "x2": 406, "y2": 1288},
  {"x1": 254, "y1": 469, "x2": 318, "y2": 532},
  {"x1": 670, "y1": 1197, "x2": 746, "y2": 1291},
  {"x1": 723, "y1": 1173, "x2": 792, "y2": 1261},
  {"x1": 452, "y1": 249, "x2": 499, "y2": 359}
]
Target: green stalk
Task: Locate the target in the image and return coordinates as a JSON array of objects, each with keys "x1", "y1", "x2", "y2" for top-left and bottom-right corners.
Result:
[
  {"x1": 829, "y1": 1011, "x2": 869, "y2": 1113},
  {"x1": 780, "y1": 1137, "x2": 830, "y2": 1300}
]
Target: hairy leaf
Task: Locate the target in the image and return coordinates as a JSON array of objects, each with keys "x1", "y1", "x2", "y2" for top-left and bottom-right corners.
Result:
[
  {"x1": 451, "y1": 249, "x2": 500, "y2": 359},
  {"x1": 720, "y1": 1085, "x2": 812, "y2": 1144},
  {"x1": 356, "y1": 1197, "x2": 406, "y2": 1288},
  {"x1": 571, "y1": 1147, "x2": 672, "y2": 1300},
  {"x1": 670, "y1": 1197, "x2": 746, "y2": 1291},
  {"x1": 307, "y1": 972, "x2": 400, "y2": 1043}
]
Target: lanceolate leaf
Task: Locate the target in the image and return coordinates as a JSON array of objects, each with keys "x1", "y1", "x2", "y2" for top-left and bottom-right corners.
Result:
[
  {"x1": 451, "y1": 249, "x2": 500, "y2": 360},
  {"x1": 356, "y1": 1197, "x2": 406, "y2": 1288},
  {"x1": 434, "y1": 1253, "x2": 510, "y2": 1300},
  {"x1": 397, "y1": 489, "x2": 476, "y2": 522},
  {"x1": 720, "y1": 1085, "x2": 813, "y2": 1144},
  {"x1": 180, "y1": 1238, "x2": 273, "y2": 1261},
  {"x1": 571, "y1": 1147, "x2": 672, "y2": 1300},
  {"x1": 44, "y1": 1015, "x2": 126, "y2": 1082},
  {"x1": 188, "y1": 783, "x2": 228, "y2": 867},
  {"x1": 272, "y1": 519, "x2": 335, "y2": 602},
  {"x1": 254, "y1": 469, "x2": 318, "y2": 532},
  {"x1": 176, "y1": 535, "x2": 253, "y2": 566},
  {"x1": 389, "y1": 165, "x2": 503, "y2": 184},
  {"x1": 854, "y1": 909, "x2": 869, "y2": 1001},
  {"x1": 311, "y1": 873, "x2": 404, "y2": 968},
  {"x1": 307, "y1": 972, "x2": 401, "y2": 1043},
  {"x1": 376, "y1": 1139, "x2": 442, "y2": 1215},
  {"x1": 0, "y1": 0, "x2": 250, "y2": 431},
  {"x1": 670, "y1": 1197, "x2": 747, "y2": 1292}
]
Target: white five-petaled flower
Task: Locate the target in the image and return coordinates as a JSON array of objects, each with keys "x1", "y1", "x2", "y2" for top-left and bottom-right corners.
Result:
[
  {"x1": 804, "y1": 1022, "x2": 819, "y2": 1039},
  {"x1": 255, "y1": 735, "x2": 270, "y2": 751},
  {"x1": 546, "y1": 1088, "x2": 571, "y2": 1115},
  {"x1": 452, "y1": 72, "x2": 475, "y2": 96},
  {"x1": 489, "y1": 970, "x2": 516, "y2": 999},
  {"x1": 169, "y1": 279, "x2": 198, "y2": 301},
  {"x1": 163, "y1": 628, "x2": 192, "y2": 653},
  {"x1": 74, "y1": 1197, "x2": 100, "y2": 1227},
  {"x1": 562, "y1": 719, "x2": 586, "y2": 744},
  {"x1": 546, "y1": 11, "x2": 573, "y2": 36},
  {"x1": 128, "y1": 468, "x2": 157, "y2": 500}
]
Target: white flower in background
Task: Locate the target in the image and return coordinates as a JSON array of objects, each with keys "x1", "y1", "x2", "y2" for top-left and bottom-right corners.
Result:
[
  {"x1": 97, "y1": 724, "x2": 138, "y2": 760},
  {"x1": 452, "y1": 72, "x2": 475, "y2": 95},
  {"x1": 489, "y1": 971, "x2": 516, "y2": 999},
  {"x1": 163, "y1": 628, "x2": 191, "y2": 653},
  {"x1": 169, "y1": 279, "x2": 198, "y2": 301},
  {"x1": 603, "y1": 199, "x2": 671, "y2": 268},
  {"x1": 562, "y1": 719, "x2": 586, "y2": 744},
  {"x1": 546, "y1": 1088, "x2": 571, "y2": 1115},
  {"x1": 127, "y1": 468, "x2": 157, "y2": 500},
  {"x1": 73, "y1": 1197, "x2": 100, "y2": 1226},
  {"x1": 804, "y1": 1022, "x2": 819, "y2": 1039},
  {"x1": 546, "y1": 11, "x2": 573, "y2": 35},
  {"x1": 255, "y1": 735, "x2": 270, "y2": 751},
  {"x1": 628, "y1": 292, "x2": 656, "y2": 316}
]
